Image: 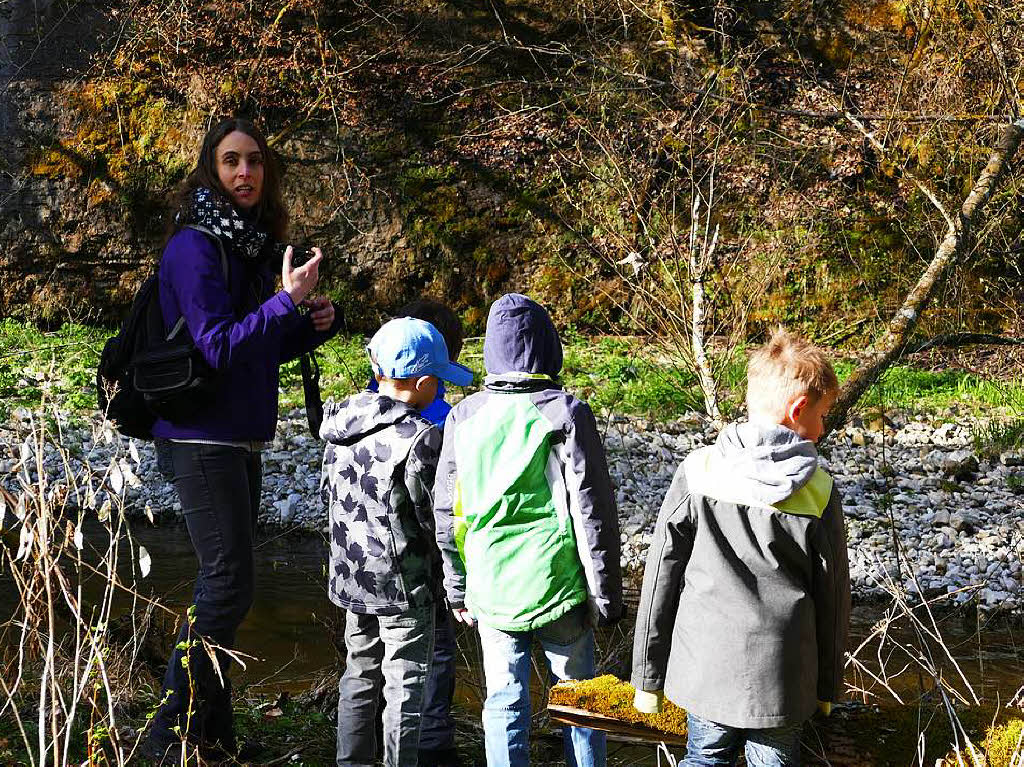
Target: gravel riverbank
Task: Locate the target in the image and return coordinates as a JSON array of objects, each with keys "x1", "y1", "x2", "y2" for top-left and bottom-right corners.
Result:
[{"x1": 2, "y1": 408, "x2": 1022, "y2": 611}]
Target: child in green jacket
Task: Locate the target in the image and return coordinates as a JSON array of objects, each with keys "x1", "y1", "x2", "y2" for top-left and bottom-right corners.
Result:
[{"x1": 433, "y1": 293, "x2": 623, "y2": 767}]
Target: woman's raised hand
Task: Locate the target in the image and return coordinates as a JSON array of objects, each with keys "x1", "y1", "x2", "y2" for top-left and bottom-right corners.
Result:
[{"x1": 282, "y1": 246, "x2": 323, "y2": 306}]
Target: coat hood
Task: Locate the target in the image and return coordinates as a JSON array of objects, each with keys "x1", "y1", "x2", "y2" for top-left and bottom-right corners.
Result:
[
  {"x1": 320, "y1": 391, "x2": 423, "y2": 446},
  {"x1": 712, "y1": 421, "x2": 819, "y2": 505},
  {"x1": 483, "y1": 294, "x2": 563, "y2": 382}
]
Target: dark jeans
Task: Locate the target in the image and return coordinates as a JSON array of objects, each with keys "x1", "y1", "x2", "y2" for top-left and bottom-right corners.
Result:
[
  {"x1": 150, "y1": 440, "x2": 262, "y2": 751},
  {"x1": 419, "y1": 605, "x2": 458, "y2": 753},
  {"x1": 337, "y1": 606, "x2": 435, "y2": 767}
]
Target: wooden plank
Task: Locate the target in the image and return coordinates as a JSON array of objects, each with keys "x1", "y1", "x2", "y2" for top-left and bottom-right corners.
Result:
[{"x1": 547, "y1": 704, "x2": 688, "y2": 746}]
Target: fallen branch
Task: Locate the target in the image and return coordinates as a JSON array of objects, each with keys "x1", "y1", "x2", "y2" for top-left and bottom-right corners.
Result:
[
  {"x1": 903, "y1": 332, "x2": 1024, "y2": 354},
  {"x1": 824, "y1": 118, "x2": 1024, "y2": 437}
]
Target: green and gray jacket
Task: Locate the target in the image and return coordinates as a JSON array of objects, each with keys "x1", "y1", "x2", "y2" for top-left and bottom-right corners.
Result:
[
  {"x1": 631, "y1": 422, "x2": 851, "y2": 728},
  {"x1": 433, "y1": 294, "x2": 623, "y2": 632}
]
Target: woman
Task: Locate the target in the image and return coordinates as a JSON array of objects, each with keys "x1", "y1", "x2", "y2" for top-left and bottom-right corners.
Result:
[{"x1": 144, "y1": 118, "x2": 341, "y2": 762}]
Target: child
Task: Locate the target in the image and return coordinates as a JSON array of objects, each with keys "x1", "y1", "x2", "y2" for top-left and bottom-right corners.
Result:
[
  {"x1": 321, "y1": 317, "x2": 473, "y2": 767},
  {"x1": 368, "y1": 298, "x2": 465, "y2": 766},
  {"x1": 433, "y1": 293, "x2": 623, "y2": 767},
  {"x1": 630, "y1": 328, "x2": 851, "y2": 767},
  {"x1": 369, "y1": 298, "x2": 464, "y2": 431}
]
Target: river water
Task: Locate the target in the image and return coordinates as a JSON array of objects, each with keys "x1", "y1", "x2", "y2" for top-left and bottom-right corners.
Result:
[{"x1": 2, "y1": 520, "x2": 1022, "y2": 711}]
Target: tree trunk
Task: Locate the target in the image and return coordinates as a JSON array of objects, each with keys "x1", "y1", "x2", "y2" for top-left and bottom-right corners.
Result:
[{"x1": 824, "y1": 118, "x2": 1024, "y2": 437}]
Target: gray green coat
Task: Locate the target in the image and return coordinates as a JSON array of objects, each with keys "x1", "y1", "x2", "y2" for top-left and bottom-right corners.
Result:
[{"x1": 631, "y1": 422, "x2": 851, "y2": 728}]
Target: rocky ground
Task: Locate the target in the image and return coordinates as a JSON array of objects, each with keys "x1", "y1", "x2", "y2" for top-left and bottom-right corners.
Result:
[{"x1": 2, "y1": 407, "x2": 1022, "y2": 611}]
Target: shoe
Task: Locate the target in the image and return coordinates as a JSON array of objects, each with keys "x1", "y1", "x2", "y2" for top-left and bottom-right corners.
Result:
[
  {"x1": 418, "y1": 745, "x2": 461, "y2": 767},
  {"x1": 139, "y1": 738, "x2": 184, "y2": 765},
  {"x1": 140, "y1": 736, "x2": 229, "y2": 765}
]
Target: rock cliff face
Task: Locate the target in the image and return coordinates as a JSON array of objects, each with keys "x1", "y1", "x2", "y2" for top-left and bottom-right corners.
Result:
[
  {"x1": 0, "y1": 1, "x2": 539, "y2": 331},
  {"x1": 1, "y1": 0, "x2": 131, "y2": 324},
  {"x1": 1, "y1": 0, "x2": 1021, "y2": 336}
]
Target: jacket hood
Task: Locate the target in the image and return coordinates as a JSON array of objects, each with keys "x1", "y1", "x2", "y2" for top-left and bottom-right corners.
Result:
[
  {"x1": 319, "y1": 391, "x2": 421, "y2": 446},
  {"x1": 712, "y1": 422, "x2": 819, "y2": 505},
  {"x1": 483, "y1": 294, "x2": 563, "y2": 380}
]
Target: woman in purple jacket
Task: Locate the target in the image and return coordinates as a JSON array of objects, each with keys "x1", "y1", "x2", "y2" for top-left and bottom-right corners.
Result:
[{"x1": 144, "y1": 118, "x2": 341, "y2": 763}]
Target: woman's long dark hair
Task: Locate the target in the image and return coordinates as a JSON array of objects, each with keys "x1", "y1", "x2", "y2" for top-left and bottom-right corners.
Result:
[{"x1": 166, "y1": 118, "x2": 288, "y2": 243}]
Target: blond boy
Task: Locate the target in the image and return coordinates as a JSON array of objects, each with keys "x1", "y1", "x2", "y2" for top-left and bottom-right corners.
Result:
[{"x1": 630, "y1": 328, "x2": 851, "y2": 767}]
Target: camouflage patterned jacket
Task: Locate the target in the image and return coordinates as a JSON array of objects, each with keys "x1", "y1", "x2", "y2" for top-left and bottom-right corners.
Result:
[{"x1": 320, "y1": 392, "x2": 442, "y2": 615}]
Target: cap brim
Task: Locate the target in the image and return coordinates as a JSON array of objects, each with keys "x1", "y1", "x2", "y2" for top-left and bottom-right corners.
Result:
[{"x1": 438, "y1": 361, "x2": 474, "y2": 386}]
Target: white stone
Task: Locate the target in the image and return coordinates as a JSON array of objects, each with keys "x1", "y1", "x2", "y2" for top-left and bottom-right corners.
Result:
[{"x1": 931, "y1": 509, "x2": 950, "y2": 526}]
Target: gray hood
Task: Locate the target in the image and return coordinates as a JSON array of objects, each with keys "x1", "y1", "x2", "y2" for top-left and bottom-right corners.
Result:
[
  {"x1": 483, "y1": 293, "x2": 563, "y2": 384},
  {"x1": 319, "y1": 391, "x2": 421, "y2": 446},
  {"x1": 712, "y1": 422, "x2": 819, "y2": 505}
]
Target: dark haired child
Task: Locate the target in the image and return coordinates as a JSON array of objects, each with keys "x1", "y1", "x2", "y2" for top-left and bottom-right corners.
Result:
[{"x1": 322, "y1": 318, "x2": 473, "y2": 767}]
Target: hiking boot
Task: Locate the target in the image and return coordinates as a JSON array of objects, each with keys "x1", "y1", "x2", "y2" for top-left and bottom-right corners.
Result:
[
  {"x1": 418, "y1": 745, "x2": 461, "y2": 767},
  {"x1": 139, "y1": 739, "x2": 185, "y2": 765}
]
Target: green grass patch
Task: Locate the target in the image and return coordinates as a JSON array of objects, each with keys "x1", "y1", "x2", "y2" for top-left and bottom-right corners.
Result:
[
  {"x1": 834, "y1": 360, "x2": 1024, "y2": 415},
  {"x1": 3, "y1": 319, "x2": 1023, "y2": 423},
  {"x1": 285, "y1": 333, "x2": 734, "y2": 420},
  {"x1": 0, "y1": 319, "x2": 108, "y2": 418}
]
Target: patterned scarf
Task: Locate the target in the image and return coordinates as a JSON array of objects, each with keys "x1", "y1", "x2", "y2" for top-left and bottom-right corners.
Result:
[{"x1": 179, "y1": 187, "x2": 277, "y2": 261}]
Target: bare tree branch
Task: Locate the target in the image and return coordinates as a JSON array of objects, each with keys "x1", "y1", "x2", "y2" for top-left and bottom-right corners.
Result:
[
  {"x1": 825, "y1": 118, "x2": 1024, "y2": 437},
  {"x1": 902, "y1": 332, "x2": 1024, "y2": 355}
]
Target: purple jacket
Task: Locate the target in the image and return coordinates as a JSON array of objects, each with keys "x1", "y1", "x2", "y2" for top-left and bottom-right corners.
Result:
[{"x1": 152, "y1": 228, "x2": 336, "y2": 442}]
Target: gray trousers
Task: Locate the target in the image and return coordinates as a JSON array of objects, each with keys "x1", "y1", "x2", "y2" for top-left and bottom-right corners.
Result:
[{"x1": 337, "y1": 606, "x2": 435, "y2": 767}]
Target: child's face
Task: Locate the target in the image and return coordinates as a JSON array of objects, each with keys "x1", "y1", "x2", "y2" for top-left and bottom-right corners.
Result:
[{"x1": 788, "y1": 392, "x2": 835, "y2": 443}]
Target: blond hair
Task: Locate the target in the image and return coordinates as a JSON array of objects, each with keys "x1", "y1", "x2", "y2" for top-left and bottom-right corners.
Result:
[{"x1": 746, "y1": 328, "x2": 839, "y2": 419}]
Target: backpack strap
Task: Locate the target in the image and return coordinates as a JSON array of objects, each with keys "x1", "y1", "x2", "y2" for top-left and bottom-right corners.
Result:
[
  {"x1": 183, "y1": 224, "x2": 229, "y2": 280},
  {"x1": 301, "y1": 350, "x2": 324, "y2": 438},
  {"x1": 166, "y1": 225, "x2": 231, "y2": 341}
]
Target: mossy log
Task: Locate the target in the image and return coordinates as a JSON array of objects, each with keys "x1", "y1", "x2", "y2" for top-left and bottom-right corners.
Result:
[
  {"x1": 547, "y1": 675, "x2": 688, "y2": 738},
  {"x1": 547, "y1": 677, "x2": 1023, "y2": 766}
]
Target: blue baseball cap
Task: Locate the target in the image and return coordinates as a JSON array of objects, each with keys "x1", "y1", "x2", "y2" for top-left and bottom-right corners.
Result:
[{"x1": 367, "y1": 317, "x2": 474, "y2": 386}]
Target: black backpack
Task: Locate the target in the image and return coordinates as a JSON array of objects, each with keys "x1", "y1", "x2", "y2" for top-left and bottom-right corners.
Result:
[{"x1": 96, "y1": 227, "x2": 227, "y2": 440}]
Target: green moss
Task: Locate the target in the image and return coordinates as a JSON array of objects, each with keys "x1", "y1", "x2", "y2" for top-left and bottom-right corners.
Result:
[
  {"x1": 57, "y1": 79, "x2": 190, "y2": 201},
  {"x1": 981, "y1": 718, "x2": 1024, "y2": 767}
]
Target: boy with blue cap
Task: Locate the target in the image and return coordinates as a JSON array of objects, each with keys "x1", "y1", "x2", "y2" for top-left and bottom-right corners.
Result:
[{"x1": 320, "y1": 317, "x2": 474, "y2": 767}]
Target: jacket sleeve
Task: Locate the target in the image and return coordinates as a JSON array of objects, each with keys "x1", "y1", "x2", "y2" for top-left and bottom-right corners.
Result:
[
  {"x1": 811, "y1": 486, "x2": 851, "y2": 703},
  {"x1": 630, "y1": 463, "x2": 694, "y2": 692},
  {"x1": 404, "y1": 425, "x2": 442, "y2": 541},
  {"x1": 280, "y1": 302, "x2": 345, "y2": 363},
  {"x1": 564, "y1": 400, "x2": 623, "y2": 626},
  {"x1": 432, "y1": 406, "x2": 466, "y2": 609},
  {"x1": 161, "y1": 229, "x2": 300, "y2": 371}
]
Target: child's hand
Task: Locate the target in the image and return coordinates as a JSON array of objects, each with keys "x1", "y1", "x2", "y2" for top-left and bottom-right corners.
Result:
[
  {"x1": 633, "y1": 689, "x2": 664, "y2": 714},
  {"x1": 452, "y1": 608, "x2": 475, "y2": 627}
]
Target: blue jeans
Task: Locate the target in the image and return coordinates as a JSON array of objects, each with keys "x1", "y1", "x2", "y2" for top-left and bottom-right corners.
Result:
[
  {"x1": 337, "y1": 606, "x2": 435, "y2": 767},
  {"x1": 684, "y1": 713, "x2": 802, "y2": 767},
  {"x1": 478, "y1": 604, "x2": 605, "y2": 767}
]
